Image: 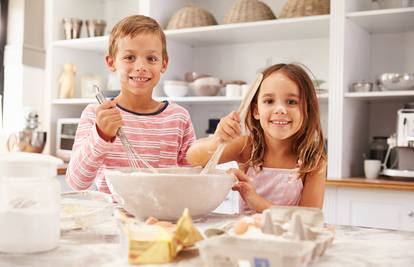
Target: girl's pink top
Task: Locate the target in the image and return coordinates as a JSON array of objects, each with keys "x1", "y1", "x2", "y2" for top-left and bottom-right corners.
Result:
[{"x1": 240, "y1": 166, "x2": 303, "y2": 212}]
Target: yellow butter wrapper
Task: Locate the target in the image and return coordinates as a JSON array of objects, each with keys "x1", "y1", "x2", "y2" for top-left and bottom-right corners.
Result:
[
  {"x1": 121, "y1": 208, "x2": 203, "y2": 265},
  {"x1": 126, "y1": 224, "x2": 177, "y2": 264},
  {"x1": 174, "y1": 208, "x2": 204, "y2": 251}
]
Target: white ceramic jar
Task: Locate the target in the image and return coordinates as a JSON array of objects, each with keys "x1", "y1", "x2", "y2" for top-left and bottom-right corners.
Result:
[{"x1": 0, "y1": 153, "x2": 63, "y2": 253}]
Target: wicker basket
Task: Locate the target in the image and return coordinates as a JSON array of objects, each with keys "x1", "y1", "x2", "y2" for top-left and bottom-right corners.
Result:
[
  {"x1": 279, "y1": 0, "x2": 330, "y2": 18},
  {"x1": 223, "y1": 0, "x2": 276, "y2": 24},
  {"x1": 166, "y1": 5, "x2": 218, "y2": 30}
]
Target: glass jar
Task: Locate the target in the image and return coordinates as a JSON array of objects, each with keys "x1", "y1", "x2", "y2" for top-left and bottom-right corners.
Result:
[
  {"x1": 369, "y1": 136, "x2": 388, "y2": 162},
  {"x1": 0, "y1": 153, "x2": 63, "y2": 253}
]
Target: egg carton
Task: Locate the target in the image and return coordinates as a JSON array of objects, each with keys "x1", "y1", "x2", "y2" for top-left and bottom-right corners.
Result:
[
  {"x1": 198, "y1": 236, "x2": 315, "y2": 267},
  {"x1": 198, "y1": 206, "x2": 334, "y2": 267}
]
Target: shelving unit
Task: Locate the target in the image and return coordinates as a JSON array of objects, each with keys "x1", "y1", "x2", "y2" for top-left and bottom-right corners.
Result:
[
  {"x1": 345, "y1": 90, "x2": 414, "y2": 101},
  {"x1": 347, "y1": 7, "x2": 414, "y2": 33},
  {"x1": 44, "y1": 0, "x2": 414, "y2": 179}
]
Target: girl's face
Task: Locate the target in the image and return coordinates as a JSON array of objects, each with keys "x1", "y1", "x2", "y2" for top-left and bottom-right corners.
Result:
[
  {"x1": 253, "y1": 71, "x2": 303, "y2": 141},
  {"x1": 106, "y1": 33, "x2": 168, "y2": 97}
]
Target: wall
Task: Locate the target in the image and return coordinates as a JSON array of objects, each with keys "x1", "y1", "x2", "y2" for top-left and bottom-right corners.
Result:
[{"x1": 3, "y1": 0, "x2": 45, "y2": 132}]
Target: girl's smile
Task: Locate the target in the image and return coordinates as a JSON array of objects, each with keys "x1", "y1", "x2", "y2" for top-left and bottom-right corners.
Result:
[{"x1": 254, "y1": 71, "x2": 303, "y2": 141}]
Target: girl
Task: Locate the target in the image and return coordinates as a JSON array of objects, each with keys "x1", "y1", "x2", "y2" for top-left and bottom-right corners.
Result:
[{"x1": 187, "y1": 63, "x2": 326, "y2": 212}]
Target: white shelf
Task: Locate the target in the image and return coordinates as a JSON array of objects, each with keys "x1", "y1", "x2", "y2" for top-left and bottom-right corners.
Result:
[
  {"x1": 52, "y1": 94, "x2": 328, "y2": 105},
  {"x1": 347, "y1": 7, "x2": 414, "y2": 33},
  {"x1": 53, "y1": 15, "x2": 330, "y2": 51},
  {"x1": 165, "y1": 15, "x2": 330, "y2": 47},
  {"x1": 345, "y1": 90, "x2": 414, "y2": 101},
  {"x1": 52, "y1": 96, "x2": 243, "y2": 105},
  {"x1": 53, "y1": 36, "x2": 108, "y2": 52}
]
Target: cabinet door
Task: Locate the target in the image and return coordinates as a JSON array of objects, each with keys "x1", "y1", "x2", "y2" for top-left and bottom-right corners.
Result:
[
  {"x1": 323, "y1": 187, "x2": 338, "y2": 225},
  {"x1": 337, "y1": 188, "x2": 414, "y2": 231}
]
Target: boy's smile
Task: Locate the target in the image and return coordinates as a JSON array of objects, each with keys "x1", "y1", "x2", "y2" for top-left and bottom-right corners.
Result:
[
  {"x1": 106, "y1": 33, "x2": 168, "y2": 99},
  {"x1": 254, "y1": 72, "x2": 303, "y2": 141}
]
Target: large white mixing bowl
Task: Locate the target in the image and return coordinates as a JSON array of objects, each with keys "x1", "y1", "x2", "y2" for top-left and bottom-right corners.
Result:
[{"x1": 105, "y1": 167, "x2": 235, "y2": 220}]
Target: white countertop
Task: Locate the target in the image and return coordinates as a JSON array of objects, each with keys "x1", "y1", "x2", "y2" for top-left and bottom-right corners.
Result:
[{"x1": 1, "y1": 213, "x2": 414, "y2": 267}]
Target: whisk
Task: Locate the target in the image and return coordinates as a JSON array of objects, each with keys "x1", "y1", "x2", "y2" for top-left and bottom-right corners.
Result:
[{"x1": 94, "y1": 85, "x2": 157, "y2": 173}]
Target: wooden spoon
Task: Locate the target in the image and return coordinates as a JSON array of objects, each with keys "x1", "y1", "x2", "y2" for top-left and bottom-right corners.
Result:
[{"x1": 200, "y1": 73, "x2": 264, "y2": 175}]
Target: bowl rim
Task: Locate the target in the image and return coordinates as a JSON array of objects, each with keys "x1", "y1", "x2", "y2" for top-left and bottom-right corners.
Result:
[{"x1": 104, "y1": 167, "x2": 235, "y2": 179}]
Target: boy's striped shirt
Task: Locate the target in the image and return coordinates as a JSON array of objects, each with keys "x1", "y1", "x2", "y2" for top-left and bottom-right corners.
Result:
[{"x1": 66, "y1": 101, "x2": 195, "y2": 193}]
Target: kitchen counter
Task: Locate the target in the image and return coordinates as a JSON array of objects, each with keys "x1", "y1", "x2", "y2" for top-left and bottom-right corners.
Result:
[
  {"x1": 58, "y1": 165, "x2": 414, "y2": 191},
  {"x1": 326, "y1": 177, "x2": 414, "y2": 191},
  {"x1": 1, "y1": 213, "x2": 413, "y2": 267}
]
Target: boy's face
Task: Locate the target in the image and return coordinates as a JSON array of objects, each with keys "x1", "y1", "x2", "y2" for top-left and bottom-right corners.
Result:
[
  {"x1": 105, "y1": 33, "x2": 168, "y2": 97},
  {"x1": 253, "y1": 71, "x2": 303, "y2": 142}
]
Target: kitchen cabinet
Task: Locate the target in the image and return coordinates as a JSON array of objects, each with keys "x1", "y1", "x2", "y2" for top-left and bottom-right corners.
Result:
[
  {"x1": 44, "y1": 0, "x2": 414, "y2": 179},
  {"x1": 324, "y1": 186, "x2": 414, "y2": 231}
]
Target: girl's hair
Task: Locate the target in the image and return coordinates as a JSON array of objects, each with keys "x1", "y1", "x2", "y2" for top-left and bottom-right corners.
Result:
[
  {"x1": 108, "y1": 15, "x2": 168, "y2": 61},
  {"x1": 245, "y1": 63, "x2": 326, "y2": 178}
]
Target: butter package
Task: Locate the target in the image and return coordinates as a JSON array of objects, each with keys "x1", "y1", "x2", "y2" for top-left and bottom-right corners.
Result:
[{"x1": 118, "y1": 208, "x2": 203, "y2": 264}]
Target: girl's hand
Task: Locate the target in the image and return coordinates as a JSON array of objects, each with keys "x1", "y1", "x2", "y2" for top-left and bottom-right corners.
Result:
[
  {"x1": 95, "y1": 99, "x2": 123, "y2": 141},
  {"x1": 228, "y1": 168, "x2": 272, "y2": 212},
  {"x1": 213, "y1": 111, "x2": 241, "y2": 143}
]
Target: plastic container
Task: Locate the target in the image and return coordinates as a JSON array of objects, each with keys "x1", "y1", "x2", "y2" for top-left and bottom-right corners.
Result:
[
  {"x1": 0, "y1": 153, "x2": 63, "y2": 253},
  {"x1": 369, "y1": 136, "x2": 388, "y2": 162},
  {"x1": 61, "y1": 190, "x2": 114, "y2": 231}
]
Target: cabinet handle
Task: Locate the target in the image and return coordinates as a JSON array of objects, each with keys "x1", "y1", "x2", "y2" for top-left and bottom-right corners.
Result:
[{"x1": 408, "y1": 211, "x2": 414, "y2": 217}]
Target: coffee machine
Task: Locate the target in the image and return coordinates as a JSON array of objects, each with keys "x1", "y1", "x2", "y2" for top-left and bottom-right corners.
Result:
[{"x1": 382, "y1": 109, "x2": 414, "y2": 179}]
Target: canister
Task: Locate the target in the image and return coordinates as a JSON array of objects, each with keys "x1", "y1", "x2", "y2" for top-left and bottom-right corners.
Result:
[{"x1": 0, "y1": 153, "x2": 63, "y2": 253}]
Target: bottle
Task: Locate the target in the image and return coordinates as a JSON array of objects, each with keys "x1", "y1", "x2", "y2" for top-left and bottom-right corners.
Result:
[{"x1": 369, "y1": 136, "x2": 388, "y2": 162}]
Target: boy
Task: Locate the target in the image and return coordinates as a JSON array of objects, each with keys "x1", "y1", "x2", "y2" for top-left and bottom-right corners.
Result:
[{"x1": 66, "y1": 15, "x2": 195, "y2": 193}]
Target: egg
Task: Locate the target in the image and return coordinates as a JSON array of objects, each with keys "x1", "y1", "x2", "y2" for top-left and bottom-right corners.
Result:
[
  {"x1": 145, "y1": 216, "x2": 159, "y2": 225},
  {"x1": 233, "y1": 220, "x2": 249, "y2": 235},
  {"x1": 252, "y1": 213, "x2": 263, "y2": 228}
]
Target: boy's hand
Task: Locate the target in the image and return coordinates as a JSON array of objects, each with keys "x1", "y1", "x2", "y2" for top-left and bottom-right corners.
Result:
[
  {"x1": 95, "y1": 99, "x2": 123, "y2": 141},
  {"x1": 213, "y1": 111, "x2": 241, "y2": 143}
]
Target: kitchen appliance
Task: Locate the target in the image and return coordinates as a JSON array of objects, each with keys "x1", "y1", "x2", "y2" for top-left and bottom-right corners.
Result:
[
  {"x1": 56, "y1": 118, "x2": 79, "y2": 161},
  {"x1": 381, "y1": 109, "x2": 414, "y2": 178},
  {"x1": 0, "y1": 153, "x2": 63, "y2": 253},
  {"x1": 7, "y1": 108, "x2": 46, "y2": 153}
]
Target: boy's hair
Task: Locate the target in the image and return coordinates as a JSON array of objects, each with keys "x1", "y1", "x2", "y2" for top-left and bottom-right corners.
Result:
[
  {"x1": 245, "y1": 63, "x2": 326, "y2": 178},
  {"x1": 108, "y1": 15, "x2": 168, "y2": 61}
]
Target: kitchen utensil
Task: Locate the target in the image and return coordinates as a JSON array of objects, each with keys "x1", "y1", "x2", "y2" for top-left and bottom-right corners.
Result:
[
  {"x1": 377, "y1": 73, "x2": 414, "y2": 91},
  {"x1": 163, "y1": 80, "x2": 189, "y2": 97},
  {"x1": 364, "y1": 159, "x2": 382, "y2": 179},
  {"x1": 184, "y1": 72, "x2": 210, "y2": 82},
  {"x1": 61, "y1": 190, "x2": 114, "y2": 231},
  {"x1": 190, "y1": 77, "x2": 222, "y2": 96},
  {"x1": 104, "y1": 167, "x2": 235, "y2": 220},
  {"x1": 85, "y1": 19, "x2": 106, "y2": 37},
  {"x1": 0, "y1": 153, "x2": 63, "y2": 253},
  {"x1": 62, "y1": 18, "x2": 82, "y2": 39},
  {"x1": 94, "y1": 85, "x2": 157, "y2": 173},
  {"x1": 201, "y1": 73, "x2": 264, "y2": 175},
  {"x1": 350, "y1": 81, "x2": 373, "y2": 92}
]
